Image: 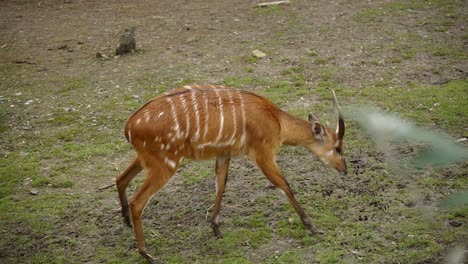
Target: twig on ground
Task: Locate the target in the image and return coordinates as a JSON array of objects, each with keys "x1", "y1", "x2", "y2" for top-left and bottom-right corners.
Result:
[
  {"x1": 257, "y1": 1, "x2": 290, "y2": 8},
  {"x1": 98, "y1": 182, "x2": 115, "y2": 191}
]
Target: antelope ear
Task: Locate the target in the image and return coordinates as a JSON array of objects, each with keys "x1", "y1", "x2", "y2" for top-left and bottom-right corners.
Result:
[{"x1": 309, "y1": 114, "x2": 325, "y2": 141}]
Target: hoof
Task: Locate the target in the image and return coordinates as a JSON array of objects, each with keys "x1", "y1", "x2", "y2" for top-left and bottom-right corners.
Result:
[
  {"x1": 314, "y1": 228, "x2": 326, "y2": 235},
  {"x1": 306, "y1": 227, "x2": 326, "y2": 236},
  {"x1": 211, "y1": 223, "x2": 223, "y2": 239},
  {"x1": 124, "y1": 217, "x2": 132, "y2": 228}
]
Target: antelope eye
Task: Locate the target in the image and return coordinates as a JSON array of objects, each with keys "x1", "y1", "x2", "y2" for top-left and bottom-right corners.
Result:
[{"x1": 335, "y1": 147, "x2": 341, "y2": 154}]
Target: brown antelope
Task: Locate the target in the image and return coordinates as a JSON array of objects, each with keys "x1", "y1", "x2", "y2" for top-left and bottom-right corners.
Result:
[{"x1": 116, "y1": 85, "x2": 347, "y2": 262}]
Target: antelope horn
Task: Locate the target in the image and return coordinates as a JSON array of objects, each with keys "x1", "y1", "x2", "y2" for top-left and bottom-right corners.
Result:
[{"x1": 332, "y1": 90, "x2": 345, "y2": 139}]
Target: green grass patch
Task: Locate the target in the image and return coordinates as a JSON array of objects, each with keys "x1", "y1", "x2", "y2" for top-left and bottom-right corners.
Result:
[
  {"x1": 353, "y1": 0, "x2": 457, "y2": 23},
  {"x1": 0, "y1": 152, "x2": 40, "y2": 199}
]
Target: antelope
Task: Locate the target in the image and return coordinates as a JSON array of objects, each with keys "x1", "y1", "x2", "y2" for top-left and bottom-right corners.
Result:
[{"x1": 116, "y1": 85, "x2": 347, "y2": 262}]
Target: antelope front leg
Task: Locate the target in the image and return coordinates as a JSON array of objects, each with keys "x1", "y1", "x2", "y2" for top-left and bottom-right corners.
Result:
[
  {"x1": 129, "y1": 165, "x2": 176, "y2": 263},
  {"x1": 211, "y1": 156, "x2": 231, "y2": 238},
  {"x1": 255, "y1": 156, "x2": 325, "y2": 235}
]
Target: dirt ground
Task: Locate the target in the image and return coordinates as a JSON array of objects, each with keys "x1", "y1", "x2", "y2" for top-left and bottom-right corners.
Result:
[
  {"x1": 2, "y1": 0, "x2": 466, "y2": 87},
  {"x1": 0, "y1": 0, "x2": 467, "y2": 263}
]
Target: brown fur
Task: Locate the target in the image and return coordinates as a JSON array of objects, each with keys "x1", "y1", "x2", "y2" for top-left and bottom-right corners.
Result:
[{"x1": 116, "y1": 85, "x2": 347, "y2": 262}]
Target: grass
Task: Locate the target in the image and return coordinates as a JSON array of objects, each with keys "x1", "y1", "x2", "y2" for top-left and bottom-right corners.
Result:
[
  {"x1": 1, "y1": 74, "x2": 466, "y2": 264},
  {"x1": 353, "y1": 0, "x2": 457, "y2": 23}
]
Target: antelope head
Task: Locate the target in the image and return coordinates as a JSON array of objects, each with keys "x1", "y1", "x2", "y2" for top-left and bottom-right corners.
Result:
[{"x1": 308, "y1": 90, "x2": 347, "y2": 175}]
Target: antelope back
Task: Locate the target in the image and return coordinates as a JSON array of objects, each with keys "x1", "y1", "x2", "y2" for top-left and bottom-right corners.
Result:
[{"x1": 124, "y1": 85, "x2": 281, "y2": 161}]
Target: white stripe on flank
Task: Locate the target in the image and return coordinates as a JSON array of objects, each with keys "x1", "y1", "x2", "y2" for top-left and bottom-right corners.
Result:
[
  {"x1": 166, "y1": 97, "x2": 182, "y2": 139},
  {"x1": 128, "y1": 129, "x2": 132, "y2": 144},
  {"x1": 184, "y1": 85, "x2": 193, "y2": 90},
  {"x1": 144, "y1": 111, "x2": 151, "y2": 124},
  {"x1": 136, "y1": 118, "x2": 142, "y2": 125},
  {"x1": 197, "y1": 89, "x2": 239, "y2": 149},
  {"x1": 156, "y1": 112, "x2": 164, "y2": 120},
  {"x1": 226, "y1": 90, "x2": 237, "y2": 145},
  {"x1": 179, "y1": 94, "x2": 190, "y2": 138},
  {"x1": 214, "y1": 89, "x2": 225, "y2": 144},
  {"x1": 190, "y1": 89, "x2": 201, "y2": 142},
  {"x1": 238, "y1": 91, "x2": 246, "y2": 146},
  {"x1": 201, "y1": 91, "x2": 209, "y2": 141}
]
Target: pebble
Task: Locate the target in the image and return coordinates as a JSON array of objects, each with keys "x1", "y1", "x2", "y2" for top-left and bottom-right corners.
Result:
[{"x1": 252, "y1": 49, "x2": 266, "y2": 58}]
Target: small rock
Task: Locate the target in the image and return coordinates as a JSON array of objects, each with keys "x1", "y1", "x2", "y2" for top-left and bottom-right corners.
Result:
[
  {"x1": 447, "y1": 220, "x2": 463, "y2": 227},
  {"x1": 252, "y1": 49, "x2": 266, "y2": 58},
  {"x1": 132, "y1": 94, "x2": 141, "y2": 99},
  {"x1": 24, "y1": 99, "x2": 34, "y2": 105},
  {"x1": 30, "y1": 189, "x2": 39, "y2": 195}
]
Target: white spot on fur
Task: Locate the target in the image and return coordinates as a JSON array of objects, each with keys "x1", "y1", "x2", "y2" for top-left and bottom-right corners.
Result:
[
  {"x1": 326, "y1": 150, "x2": 334, "y2": 157},
  {"x1": 164, "y1": 157, "x2": 176, "y2": 169}
]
